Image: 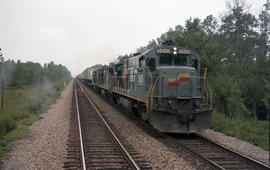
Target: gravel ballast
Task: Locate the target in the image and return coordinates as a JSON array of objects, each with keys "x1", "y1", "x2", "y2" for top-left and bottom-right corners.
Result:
[
  {"x1": 1, "y1": 80, "x2": 73, "y2": 170},
  {"x1": 199, "y1": 129, "x2": 269, "y2": 165}
]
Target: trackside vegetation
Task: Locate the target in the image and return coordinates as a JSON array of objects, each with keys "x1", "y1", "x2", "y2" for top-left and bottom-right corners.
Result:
[
  {"x1": 211, "y1": 111, "x2": 269, "y2": 150},
  {"x1": 0, "y1": 59, "x2": 71, "y2": 158},
  {"x1": 124, "y1": 0, "x2": 270, "y2": 150}
]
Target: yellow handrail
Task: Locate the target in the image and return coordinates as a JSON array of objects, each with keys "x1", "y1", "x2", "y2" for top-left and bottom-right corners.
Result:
[
  {"x1": 108, "y1": 76, "x2": 115, "y2": 92},
  {"x1": 203, "y1": 68, "x2": 213, "y2": 109},
  {"x1": 206, "y1": 78, "x2": 213, "y2": 109},
  {"x1": 146, "y1": 67, "x2": 153, "y2": 113},
  {"x1": 203, "y1": 68, "x2": 208, "y2": 105},
  {"x1": 151, "y1": 76, "x2": 160, "y2": 111}
]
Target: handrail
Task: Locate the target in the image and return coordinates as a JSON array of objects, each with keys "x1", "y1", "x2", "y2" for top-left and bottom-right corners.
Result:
[
  {"x1": 206, "y1": 78, "x2": 213, "y2": 109},
  {"x1": 203, "y1": 68, "x2": 213, "y2": 109},
  {"x1": 203, "y1": 68, "x2": 208, "y2": 105},
  {"x1": 146, "y1": 67, "x2": 153, "y2": 113},
  {"x1": 108, "y1": 76, "x2": 115, "y2": 92},
  {"x1": 151, "y1": 76, "x2": 160, "y2": 112}
]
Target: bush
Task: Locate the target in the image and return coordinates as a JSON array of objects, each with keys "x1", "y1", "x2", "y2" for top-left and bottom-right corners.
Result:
[
  {"x1": 10, "y1": 110, "x2": 30, "y2": 121},
  {"x1": 27, "y1": 95, "x2": 44, "y2": 114},
  {"x1": 0, "y1": 78, "x2": 70, "y2": 137},
  {"x1": 211, "y1": 111, "x2": 269, "y2": 150},
  {"x1": 211, "y1": 73, "x2": 250, "y2": 117},
  {"x1": 0, "y1": 115, "x2": 16, "y2": 138}
]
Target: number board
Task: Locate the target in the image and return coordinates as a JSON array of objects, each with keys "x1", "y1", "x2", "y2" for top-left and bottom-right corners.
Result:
[
  {"x1": 178, "y1": 49, "x2": 190, "y2": 54},
  {"x1": 157, "y1": 48, "x2": 190, "y2": 54},
  {"x1": 156, "y1": 48, "x2": 171, "y2": 54}
]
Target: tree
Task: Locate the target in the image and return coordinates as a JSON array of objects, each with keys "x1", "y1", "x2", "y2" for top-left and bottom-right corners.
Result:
[
  {"x1": 9, "y1": 60, "x2": 71, "y2": 88},
  {"x1": 0, "y1": 48, "x2": 3, "y2": 64},
  {"x1": 258, "y1": 0, "x2": 270, "y2": 59},
  {"x1": 202, "y1": 15, "x2": 219, "y2": 35},
  {"x1": 219, "y1": 0, "x2": 258, "y2": 78},
  {"x1": 136, "y1": 40, "x2": 158, "y2": 53}
]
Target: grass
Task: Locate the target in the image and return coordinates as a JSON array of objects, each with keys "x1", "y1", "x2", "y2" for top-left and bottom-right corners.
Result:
[
  {"x1": 0, "y1": 78, "x2": 71, "y2": 158},
  {"x1": 211, "y1": 111, "x2": 269, "y2": 151}
]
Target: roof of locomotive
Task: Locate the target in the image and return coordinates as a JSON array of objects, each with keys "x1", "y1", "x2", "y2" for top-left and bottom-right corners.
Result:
[
  {"x1": 130, "y1": 45, "x2": 200, "y2": 60},
  {"x1": 94, "y1": 43, "x2": 200, "y2": 71}
]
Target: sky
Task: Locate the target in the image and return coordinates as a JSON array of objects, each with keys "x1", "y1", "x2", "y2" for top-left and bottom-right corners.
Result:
[{"x1": 0, "y1": 0, "x2": 267, "y2": 76}]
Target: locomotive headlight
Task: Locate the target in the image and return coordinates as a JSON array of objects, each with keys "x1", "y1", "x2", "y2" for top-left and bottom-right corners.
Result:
[
  {"x1": 173, "y1": 51, "x2": 177, "y2": 55},
  {"x1": 173, "y1": 47, "x2": 177, "y2": 51}
]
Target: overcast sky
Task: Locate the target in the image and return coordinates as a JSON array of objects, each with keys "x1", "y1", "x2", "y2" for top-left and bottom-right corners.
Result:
[{"x1": 0, "y1": 0, "x2": 266, "y2": 76}]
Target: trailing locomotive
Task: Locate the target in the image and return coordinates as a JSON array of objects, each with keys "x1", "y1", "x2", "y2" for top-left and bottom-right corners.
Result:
[
  {"x1": 80, "y1": 41, "x2": 213, "y2": 133},
  {"x1": 78, "y1": 67, "x2": 94, "y2": 85}
]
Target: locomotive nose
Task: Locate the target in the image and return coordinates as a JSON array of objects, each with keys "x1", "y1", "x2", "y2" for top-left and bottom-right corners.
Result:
[{"x1": 157, "y1": 66, "x2": 195, "y2": 98}]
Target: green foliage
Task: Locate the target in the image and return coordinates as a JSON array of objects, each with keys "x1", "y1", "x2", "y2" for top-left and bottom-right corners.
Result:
[
  {"x1": 0, "y1": 78, "x2": 70, "y2": 158},
  {"x1": 136, "y1": 40, "x2": 158, "y2": 53},
  {"x1": 258, "y1": 0, "x2": 269, "y2": 58},
  {"x1": 1, "y1": 60, "x2": 71, "y2": 88},
  {"x1": 220, "y1": 0, "x2": 259, "y2": 78},
  {"x1": 0, "y1": 116, "x2": 16, "y2": 137},
  {"x1": 212, "y1": 111, "x2": 269, "y2": 150},
  {"x1": 262, "y1": 78, "x2": 270, "y2": 119},
  {"x1": 211, "y1": 73, "x2": 250, "y2": 117}
]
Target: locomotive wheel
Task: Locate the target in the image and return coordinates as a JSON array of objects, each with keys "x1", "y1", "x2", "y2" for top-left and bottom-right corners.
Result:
[
  {"x1": 112, "y1": 94, "x2": 119, "y2": 104},
  {"x1": 140, "y1": 107, "x2": 148, "y2": 121},
  {"x1": 132, "y1": 107, "x2": 140, "y2": 117}
]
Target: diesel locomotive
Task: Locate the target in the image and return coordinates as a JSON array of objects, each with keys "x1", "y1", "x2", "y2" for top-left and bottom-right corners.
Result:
[{"x1": 79, "y1": 41, "x2": 213, "y2": 133}]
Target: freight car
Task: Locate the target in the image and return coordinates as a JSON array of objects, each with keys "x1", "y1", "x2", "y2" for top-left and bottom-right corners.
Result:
[{"x1": 80, "y1": 41, "x2": 213, "y2": 133}]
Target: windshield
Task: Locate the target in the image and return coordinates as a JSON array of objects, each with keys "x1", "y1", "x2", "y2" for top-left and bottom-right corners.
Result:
[
  {"x1": 159, "y1": 54, "x2": 189, "y2": 66},
  {"x1": 159, "y1": 54, "x2": 172, "y2": 65},
  {"x1": 175, "y1": 54, "x2": 187, "y2": 66}
]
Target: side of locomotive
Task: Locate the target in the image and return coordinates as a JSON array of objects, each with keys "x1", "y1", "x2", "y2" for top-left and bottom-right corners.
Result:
[
  {"x1": 90, "y1": 43, "x2": 212, "y2": 133},
  {"x1": 78, "y1": 67, "x2": 94, "y2": 85}
]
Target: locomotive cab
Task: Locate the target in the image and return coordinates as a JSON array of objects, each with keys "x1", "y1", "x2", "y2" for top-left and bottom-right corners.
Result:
[
  {"x1": 146, "y1": 44, "x2": 212, "y2": 133},
  {"x1": 157, "y1": 50, "x2": 200, "y2": 98}
]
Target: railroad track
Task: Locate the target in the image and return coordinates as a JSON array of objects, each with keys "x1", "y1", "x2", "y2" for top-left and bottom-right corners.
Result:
[
  {"x1": 170, "y1": 134, "x2": 270, "y2": 170},
  {"x1": 63, "y1": 81, "x2": 151, "y2": 169}
]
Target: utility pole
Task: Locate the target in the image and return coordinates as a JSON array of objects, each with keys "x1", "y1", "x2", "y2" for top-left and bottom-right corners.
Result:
[{"x1": 0, "y1": 48, "x2": 4, "y2": 110}]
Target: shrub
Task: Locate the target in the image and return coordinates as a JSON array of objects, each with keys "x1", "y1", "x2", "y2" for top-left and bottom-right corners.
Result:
[
  {"x1": 0, "y1": 115, "x2": 16, "y2": 138},
  {"x1": 211, "y1": 111, "x2": 269, "y2": 150}
]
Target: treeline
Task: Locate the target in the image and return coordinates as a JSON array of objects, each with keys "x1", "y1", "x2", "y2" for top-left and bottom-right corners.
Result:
[
  {"x1": 0, "y1": 59, "x2": 71, "y2": 88},
  {"x1": 0, "y1": 56, "x2": 72, "y2": 148},
  {"x1": 136, "y1": 0, "x2": 270, "y2": 120}
]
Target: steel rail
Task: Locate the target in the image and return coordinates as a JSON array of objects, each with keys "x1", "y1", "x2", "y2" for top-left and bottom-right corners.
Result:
[
  {"x1": 168, "y1": 136, "x2": 225, "y2": 170},
  {"x1": 169, "y1": 134, "x2": 270, "y2": 170},
  {"x1": 199, "y1": 135, "x2": 270, "y2": 170},
  {"x1": 74, "y1": 81, "x2": 87, "y2": 170},
  {"x1": 79, "y1": 83, "x2": 141, "y2": 170}
]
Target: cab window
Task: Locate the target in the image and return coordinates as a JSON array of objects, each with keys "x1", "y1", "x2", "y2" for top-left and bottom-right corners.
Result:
[
  {"x1": 147, "y1": 58, "x2": 155, "y2": 71},
  {"x1": 175, "y1": 55, "x2": 187, "y2": 66},
  {"x1": 109, "y1": 68, "x2": 114, "y2": 75},
  {"x1": 192, "y1": 59, "x2": 198, "y2": 70},
  {"x1": 159, "y1": 55, "x2": 172, "y2": 65}
]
